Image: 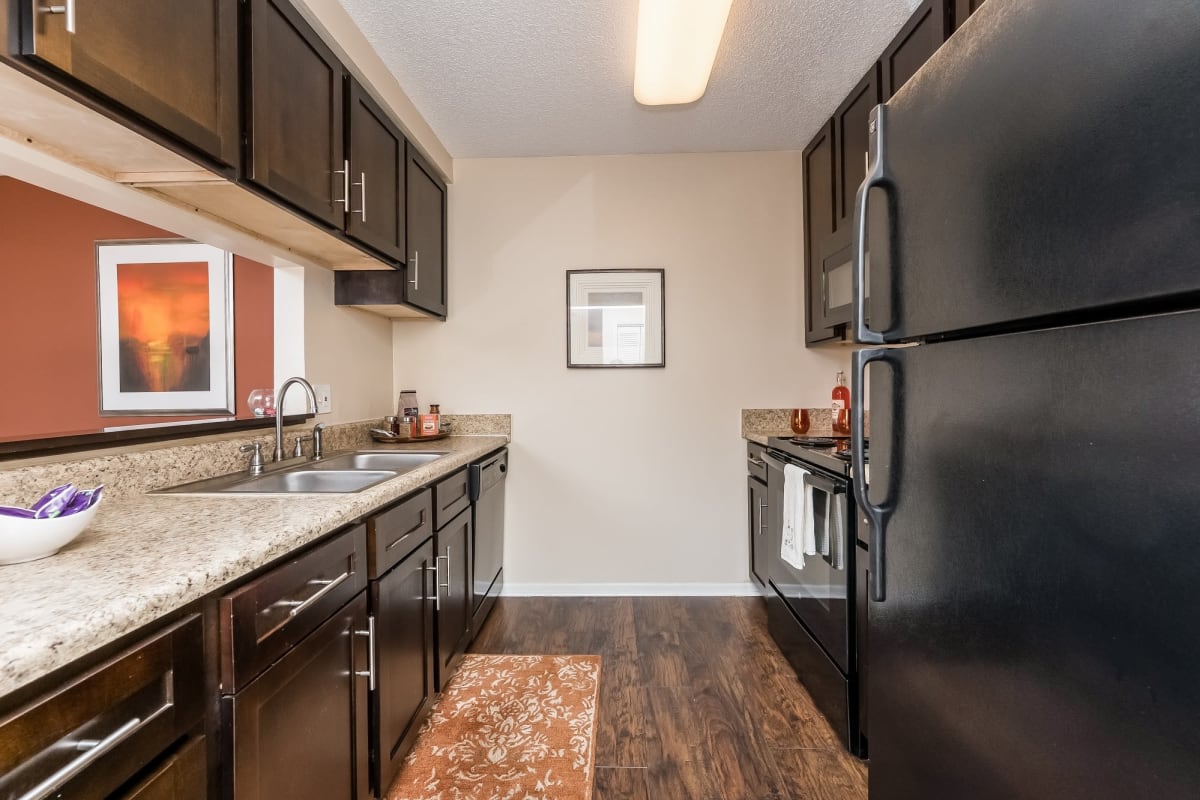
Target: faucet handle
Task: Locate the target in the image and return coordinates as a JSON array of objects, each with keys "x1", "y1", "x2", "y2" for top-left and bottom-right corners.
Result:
[
  {"x1": 292, "y1": 434, "x2": 313, "y2": 459},
  {"x1": 240, "y1": 442, "x2": 265, "y2": 475}
]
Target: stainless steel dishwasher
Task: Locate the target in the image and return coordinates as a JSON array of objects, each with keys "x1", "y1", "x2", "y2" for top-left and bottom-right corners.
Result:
[{"x1": 468, "y1": 449, "x2": 507, "y2": 631}]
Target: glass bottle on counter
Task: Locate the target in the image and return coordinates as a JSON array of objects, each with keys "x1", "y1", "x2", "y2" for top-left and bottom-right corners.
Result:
[{"x1": 832, "y1": 371, "x2": 851, "y2": 436}]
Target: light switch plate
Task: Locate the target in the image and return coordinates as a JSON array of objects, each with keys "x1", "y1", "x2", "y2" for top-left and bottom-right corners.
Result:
[{"x1": 314, "y1": 384, "x2": 332, "y2": 414}]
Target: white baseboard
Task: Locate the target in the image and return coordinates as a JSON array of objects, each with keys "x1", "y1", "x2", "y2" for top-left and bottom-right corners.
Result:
[{"x1": 500, "y1": 582, "x2": 762, "y2": 597}]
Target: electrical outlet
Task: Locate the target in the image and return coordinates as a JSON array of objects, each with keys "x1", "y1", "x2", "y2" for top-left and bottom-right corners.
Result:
[{"x1": 314, "y1": 384, "x2": 332, "y2": 414}]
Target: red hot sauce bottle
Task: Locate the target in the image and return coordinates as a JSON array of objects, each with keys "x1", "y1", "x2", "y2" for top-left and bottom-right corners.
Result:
[{"x1": 831, "y1": 371, "x2": 851, "y2": 436}]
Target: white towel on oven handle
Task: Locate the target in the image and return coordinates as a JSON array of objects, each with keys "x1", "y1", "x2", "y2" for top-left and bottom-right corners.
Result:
[{"x1": 782, "y1": 464, "x2": 815, "y2": 570}]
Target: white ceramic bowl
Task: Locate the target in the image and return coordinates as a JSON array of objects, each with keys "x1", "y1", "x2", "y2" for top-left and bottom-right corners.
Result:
[{"x1": 0, "y1": 499, "x2": 101, "y2": 565}]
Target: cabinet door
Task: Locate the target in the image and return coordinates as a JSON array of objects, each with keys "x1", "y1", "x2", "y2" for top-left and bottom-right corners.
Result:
[
  {"x1": 19, "y1": 0, "x2": 239, "y2": 168},
  {"x1": 953, "y1": 0, "x2": 986, "y2": 32},
  {"x1": 372, "y1": 538, "x2": 435, "y2": 794},
  {"x1": 246, "y1": 0, "x2": 345, "y2": 227},
  {"x1": 833, "y1": 64, "x2": 881, "y2": 228},
  {"x1": 748, "y1": 476, "x2": 768, "y2": 588},
  {"x1": 880, "y1": 0, "x2": 951, "y2": 100},
  {"x1": 404, "y1": 142, "x2": 447, "y2": 317},
  {"x1": 346, "y1": 78, "x2": 406, "y2": 262},
  {"x1": 231, "y1": 592, "x2": 371, "y2": 800},
  {"x1": 803, "y1": 120, "x2": 838, "y2": 344},
  {"x1": 435, "y1": 510, "x2": 471, "y2": 690}
]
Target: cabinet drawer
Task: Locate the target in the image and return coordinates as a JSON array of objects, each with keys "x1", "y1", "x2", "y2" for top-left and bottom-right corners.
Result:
[
  {"x1": 220, "y1": 526, "x2": 368, "y2": 692},
  {"x1": 747, "y1": 442, "x2": 768, "y2": 483},
  {"x1": 368, "y1": 489, "x2": 433, "y2": 578},
  {"x1": 120, "y1": 735, "x2": 207, "y2": 800},
  {"x1": 0, "y1": 614, "x2": 204, "y2": 800},
  {"x1": 433, "y1": 468, "x2": 470, "y2": 531}
]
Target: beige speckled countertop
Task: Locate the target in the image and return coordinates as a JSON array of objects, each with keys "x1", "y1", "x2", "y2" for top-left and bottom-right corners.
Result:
[{"x1": 0, "y1": 435, "x2": 507, "y2": 697}]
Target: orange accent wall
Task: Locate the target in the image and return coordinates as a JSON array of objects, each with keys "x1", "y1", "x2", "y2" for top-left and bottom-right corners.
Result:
[{"x1": 0, "y1": 177, "x2": 274, "y2": 440}]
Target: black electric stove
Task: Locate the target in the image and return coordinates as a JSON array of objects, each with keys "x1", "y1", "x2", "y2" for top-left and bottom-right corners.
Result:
[{"x1": 765, "y1": 436, "x2": 867, "y2": 476}]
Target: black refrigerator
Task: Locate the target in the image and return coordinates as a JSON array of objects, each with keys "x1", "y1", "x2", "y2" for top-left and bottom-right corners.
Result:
[{"x1": 847, "y1": 0, "x2": 1200, "y2": 797}]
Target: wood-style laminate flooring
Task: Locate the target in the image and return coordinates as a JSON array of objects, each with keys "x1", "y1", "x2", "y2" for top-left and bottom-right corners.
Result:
[{"x1": 468, "y1": 596, "x2": 868, "y2": 800}]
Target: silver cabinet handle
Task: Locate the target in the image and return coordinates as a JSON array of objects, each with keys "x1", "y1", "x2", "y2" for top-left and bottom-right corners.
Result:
[
  {"x1": 18, "y1": 702, "x2": 172, "y2": 800},
  {"x1": 409, "y1": 251, "x2": 419, "y2": 290},
  {"x1": 424, "y1": 564, "x2": 440, "y2": 610},
  {"x1": 42, "y1": 1, "x2": 75, "y2": 34},
  {"x1": 438, "y1": 548, "x2": 451, "y2": 596},
  {"x1": 353, "y1": 616, "x2": 376, "y2": 691},
  {"x1": 352, "y1": 172, "x2": 366, "y2": 222},
  {"x1": 854, "y1": 104, "x2": 891, "y2": 345},
  {"x1": 757, "y1": 498, "x2": 768, "y2": 535},
  {"x1": 334, "y1": 159, "x2": 350, "y2": 212},
  {"x1": 747, "y1": 457, "x2": 766, "y2": 468},
  {"x1": 282, "y1": 571, "x2": 351, "y2": 618}
]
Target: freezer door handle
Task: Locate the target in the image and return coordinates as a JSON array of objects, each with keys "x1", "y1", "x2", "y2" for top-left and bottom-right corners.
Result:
[
  {"x1": 853, "y1": 104, "x2": 891, "y2": 345},
  {"x1": 853, "y1": 347, "x2": 898, "y2": 601}
]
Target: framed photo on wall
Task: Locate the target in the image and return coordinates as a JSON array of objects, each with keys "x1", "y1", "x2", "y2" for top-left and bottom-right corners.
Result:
[
  {"x1": 96, "y1": 240, "x2": 235, "y2": 415},
  {"x1": 566, "y1": 268, "x2": 665, "y2": 368}
]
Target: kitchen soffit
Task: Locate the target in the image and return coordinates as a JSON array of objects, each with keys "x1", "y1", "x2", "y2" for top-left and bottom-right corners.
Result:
[{"x1": 336, "y1": 0, "x2": 921, "y2": 158}]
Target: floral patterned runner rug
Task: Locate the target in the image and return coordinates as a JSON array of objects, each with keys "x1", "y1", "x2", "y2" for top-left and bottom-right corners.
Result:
[{"x1": 385, "y1": 654, "x2": 602, "y2": 800}]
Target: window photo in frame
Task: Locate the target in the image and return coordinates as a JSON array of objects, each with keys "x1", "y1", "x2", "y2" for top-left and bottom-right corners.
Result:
[{"x1": 567, "y1": 269, "x2": 665, "y2": 368}]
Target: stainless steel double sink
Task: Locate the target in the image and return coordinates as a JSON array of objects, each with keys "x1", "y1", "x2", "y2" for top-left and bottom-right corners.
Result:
[{"x1": 154, "y1": 451, "x2": 448, "y2": 495}]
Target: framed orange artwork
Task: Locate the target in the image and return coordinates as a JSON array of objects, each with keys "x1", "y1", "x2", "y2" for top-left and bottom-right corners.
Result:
[{"x1": 96, "y1": 241, "x2": 234, "y2": 415}]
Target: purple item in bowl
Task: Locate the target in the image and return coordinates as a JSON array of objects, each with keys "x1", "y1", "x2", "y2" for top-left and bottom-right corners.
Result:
[
  {"x1": 0, "y1": 505, "x2": 37, "y2": 519},
  {"x1": 62, "y1": 486, "x2": 105, "y2": 516},
  {"x1": 31, "y1": 484, "x2": 78, "y2": 519}
]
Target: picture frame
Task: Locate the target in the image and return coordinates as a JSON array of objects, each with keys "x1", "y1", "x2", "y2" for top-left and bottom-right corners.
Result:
[
  {"x1": 96, "y1": 240, "x2": 235, "y2": 415},
  {"x1": 566, "y1": 268, "x2": 665, "y2": 368}
]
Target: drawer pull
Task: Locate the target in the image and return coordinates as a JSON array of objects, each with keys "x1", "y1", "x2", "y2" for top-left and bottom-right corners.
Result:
[
  {"x1": 282, "y1": 571, "x2": 351, "y2": 618},
  {"x1": 19, "y1": 703, "x2": 170, "y2": 800},
  {"x1": 385, "y1": 510, "x2": 426, "y2": 551}
]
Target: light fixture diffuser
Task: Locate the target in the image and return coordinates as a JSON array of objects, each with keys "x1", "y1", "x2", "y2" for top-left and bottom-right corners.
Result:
[{"x1": 634, "y1": 0, "x2": 734, "y2": 106}]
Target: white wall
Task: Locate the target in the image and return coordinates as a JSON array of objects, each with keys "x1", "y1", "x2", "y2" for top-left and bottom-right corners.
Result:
[
  {"x1": 393, "y1": 152, "x2": 849, "y2": 592},
  {"x1": 303, "y1": 265, "x2": 395, "y2": 425}
]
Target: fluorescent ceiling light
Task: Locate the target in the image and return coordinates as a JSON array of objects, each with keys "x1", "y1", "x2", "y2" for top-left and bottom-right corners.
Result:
[{"x1": 634, "y1": 0, "x2": 734, "y2": 106}]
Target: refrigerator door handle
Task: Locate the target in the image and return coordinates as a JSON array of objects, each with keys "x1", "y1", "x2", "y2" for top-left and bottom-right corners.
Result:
[
  {"x1": 853, "y1": 347, "x2": 898, "y2": 601},
  {"x1": 854, "y1": 103, "x2": 891, "y2": 345}
]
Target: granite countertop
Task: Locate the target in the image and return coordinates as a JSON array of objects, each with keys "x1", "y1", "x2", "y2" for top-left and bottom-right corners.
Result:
[{"x1": 0, "y1": 435, "x2": 508, "y2": 698}]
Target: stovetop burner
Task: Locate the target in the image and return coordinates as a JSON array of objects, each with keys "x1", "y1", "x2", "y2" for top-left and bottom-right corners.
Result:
[{"x1": 788, "y1": 436, "x2": 843, "y2": 447}]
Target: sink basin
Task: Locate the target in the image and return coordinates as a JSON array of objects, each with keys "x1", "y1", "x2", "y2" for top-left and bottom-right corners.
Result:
[
  {"x1": 153, "y1": 449, "x2": 449, "y2": 495},
  {"x1": 315, "y1": 451, "x2": 445, "y2": 473},
  {"x1": 221, "y1": 470, "x2": 397, "y2": 494}
]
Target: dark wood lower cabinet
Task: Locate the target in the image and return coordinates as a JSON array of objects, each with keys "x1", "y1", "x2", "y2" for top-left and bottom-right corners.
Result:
[
  {"x1": 435, "y1": 509, "x2": 472, "y2": 690},
  {"x1": 371, "y1": 537, "x2": 436, "y2": 794},
  {"x1": 120, "y1": 735, "x2": 207, "y2": 800},
  {"x1": 0, "y1": 614, "x2": 205, "y2": 800},
  {"x1": 748, "y1": 475, "x2": 768, "y2": 588},
  {"x1": 229, "y1": 591, "x2": 371, "y2": 800}
]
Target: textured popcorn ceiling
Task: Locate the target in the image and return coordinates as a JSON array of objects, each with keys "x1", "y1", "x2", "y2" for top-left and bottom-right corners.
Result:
[{"x1": 337, "y1": 0, "x2": 922, "y2": 158}]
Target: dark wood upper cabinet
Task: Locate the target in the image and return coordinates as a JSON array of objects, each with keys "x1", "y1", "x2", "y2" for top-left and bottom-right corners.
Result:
[
  {"x1": 880, "y1": 0, "x2": 952, "y2": 100},
  {"x1": 405, "y1": 142, "x2": 448, "y2": 317},
  {"x1": 803, "y1": 120, "x2": 838, "y2": 344},
  {"x1": 834, "y1": 64, "x2": 881, "y2": 228},
  {"x1": 953, "y1": 0, "x2": 987, "y2": 32},
  {"x1": 346, "y1": 77, "x2": 406, "y2": 263},
  {"x1": 245, "y1": 0, "x2": 345, "y2": 228},
  {"x1": 17, "y1": 0, "x2": 239, "y2": 168}
]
